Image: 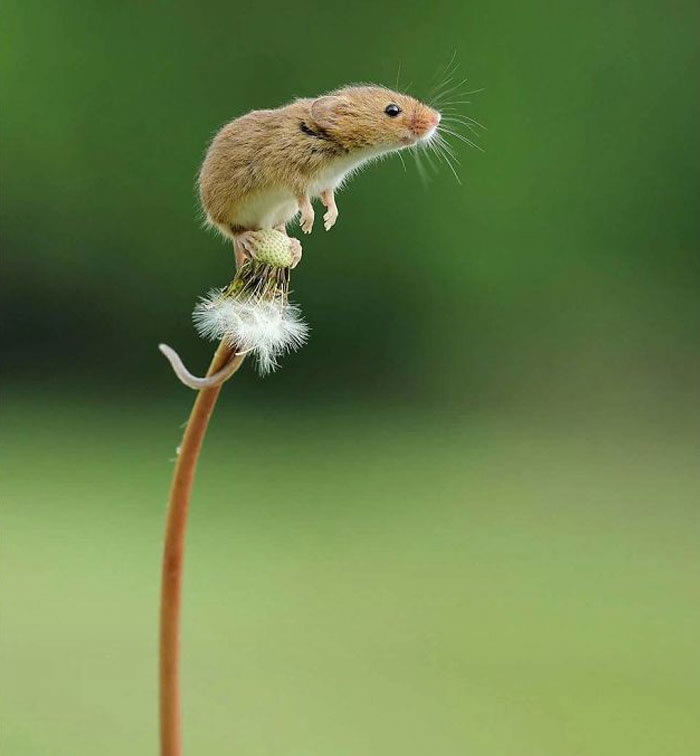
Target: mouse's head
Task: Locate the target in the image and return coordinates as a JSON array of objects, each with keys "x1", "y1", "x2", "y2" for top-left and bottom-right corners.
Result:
[{"x1": 309, "y1": 85, "x2": 440, "y2": 153}]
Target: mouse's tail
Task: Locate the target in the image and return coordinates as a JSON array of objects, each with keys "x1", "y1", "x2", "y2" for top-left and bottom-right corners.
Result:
[{"x1": 158, "y1": 343, "x2": 248, "y2": 390}]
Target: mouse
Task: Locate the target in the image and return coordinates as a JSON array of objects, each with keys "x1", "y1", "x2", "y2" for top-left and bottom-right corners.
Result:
[{"x1": 198, "y1": 85, "x2": 441, "y2": 267}]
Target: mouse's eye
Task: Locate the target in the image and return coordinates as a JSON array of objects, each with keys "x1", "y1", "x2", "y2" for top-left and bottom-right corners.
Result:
[{"x1": 384, "y1": 104, "x2": 402, "y2": 117}]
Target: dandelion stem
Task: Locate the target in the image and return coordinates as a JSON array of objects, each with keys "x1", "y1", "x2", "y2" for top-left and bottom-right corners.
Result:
[{"x1": 159, "y1": 339, "x2": 245, "y2": 756}]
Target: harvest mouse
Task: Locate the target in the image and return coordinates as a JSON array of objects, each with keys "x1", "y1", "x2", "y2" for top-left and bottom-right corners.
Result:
[{"x1": 198, "y1": 85, "x2": 442, "y2": 267}]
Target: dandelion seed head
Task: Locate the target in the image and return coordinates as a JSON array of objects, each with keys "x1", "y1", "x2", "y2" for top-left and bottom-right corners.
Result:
[{"x1": 193, "y1": 291, "x2": 309, "y2": 376}]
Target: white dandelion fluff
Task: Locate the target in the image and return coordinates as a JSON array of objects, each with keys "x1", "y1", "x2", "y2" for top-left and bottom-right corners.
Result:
[
  {"x1": 160, "y1": 229, "x2": 309, "y2": 386},
  {"x1": 193, "y1": 290, "x2": 309, "y2": 375}
]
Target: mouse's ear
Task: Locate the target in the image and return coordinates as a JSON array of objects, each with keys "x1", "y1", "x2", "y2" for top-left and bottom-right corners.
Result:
[{"x1": 310, "y1": 95, "x2": 349, "y2": 129}]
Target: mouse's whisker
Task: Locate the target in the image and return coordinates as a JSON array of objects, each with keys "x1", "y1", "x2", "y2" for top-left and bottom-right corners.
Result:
[
  {"x1": 438, "y1": 102, "x2": 474, "y2": 111},
  {"x1": 429, "y1": 75, "x2": 471, "y2": 106},
  {"x1": 439, "y1": 126, "x2": 485, "y2": 153},
  {"x1": 438, "y1": 88, "x2": 485, "y2": 103},
  {"x1": 442, "y1": 109, "x2": 487, "y2": 126},
  {"x1": 432, "y1": 50, "x2": 459, "y2": 85},
  {"x1": 442, "y1": 112, "x2": 487, "y2": 130},
  {"x1": 431, "y1": 77, "x2": 472, "y2": 106},
  {"x1": 434, "y1": 87, "x2": 485, "y2": 109},
  {"x1": 433, "y1": 134, "x2": 461, "y2": 164},
  {"x1": 396, "y1": 149, "x2": 408, "y2": 173},
  {"x1": 427, "y1": 51, "x2": 459, "y2": 100},
  {"x1": 432, "y1": 75, "x2": 470, "y2": 99},
  {"x1": 410, "y1": 146, "x2": 430, "y2": 186},
  {"x1": 442, "y1": 116, "x2": 486, "y2": 137},
  {"x1": 429, "y1": 133, "x2": 461, "y2": 172},
  {"x1": 435, "y1": 133, "x2": 462, "y2": 162},
  {"x1": 431, "y1": 141, "x2": 462, "y2": 185},
  {"x1": 429, "y1": 73, "x2": 460, "y2": 103},
  {"x1": 443, "y1": 122, "x2": 481, "y2": 139},
  {"x1": 421, "y1": 145, "x2": 439, "y2": 173},
  {"x1": 417, "y1": 141, "x2": 440, "y2": 172}
]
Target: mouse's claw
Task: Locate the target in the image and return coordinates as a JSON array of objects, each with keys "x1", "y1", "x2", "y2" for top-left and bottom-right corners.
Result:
[
  {"x1": 320, "y1": 188, "x2": 338, "y2": 231},
  {"x1": 297, "y1": 195, "x2": 314, "y2": 234},
  {"x1": 289, "y1": 238, "x2": 303, "y2": 268},
  {"x1": 300, "y1": 213, "x2": 314, "y2": 234},
  {"x1": 235, "y1": 231, "x2": 259, "y2": 266},
  {"x1": 323, "y1": 207, "x2": 338, "y2": 231}
]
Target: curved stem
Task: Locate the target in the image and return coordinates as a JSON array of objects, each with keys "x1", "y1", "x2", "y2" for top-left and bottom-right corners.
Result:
[
  {"x1": 160, "y1": 340, "x2": 245, "y2": 756},
  {"x1": 159, "y1": 343, "x2": 252, "y2": 390}
]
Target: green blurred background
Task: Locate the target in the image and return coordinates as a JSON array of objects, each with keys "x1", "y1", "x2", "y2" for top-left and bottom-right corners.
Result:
[{"x1": 3, "y1": 1, "x2": 699, "y2": 754}]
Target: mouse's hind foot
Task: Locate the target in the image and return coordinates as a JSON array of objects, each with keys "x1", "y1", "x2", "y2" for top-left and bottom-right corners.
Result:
[
  {"x1": 234, "y1": 231, "x2": 259, "y2": 267},
  {"x1": 273, "y1": 227, "x2": 303, "y2": 268},
  {"x1": 288, "y1": 237, "x2": 302, "y2": 268}
]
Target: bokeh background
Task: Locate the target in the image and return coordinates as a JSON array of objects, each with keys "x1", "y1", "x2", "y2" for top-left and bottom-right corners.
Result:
[{"x1": 3, "y1": 1, "x2": 699, "y2": 754}]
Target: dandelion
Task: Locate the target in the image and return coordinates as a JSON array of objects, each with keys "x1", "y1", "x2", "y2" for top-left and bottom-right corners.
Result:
[
  {"x1": 159, "y1": 229, "x2": 308, "y2": 385},
  {"x1": 192, "y1": 231, "x2": 308, "y2": 375}
]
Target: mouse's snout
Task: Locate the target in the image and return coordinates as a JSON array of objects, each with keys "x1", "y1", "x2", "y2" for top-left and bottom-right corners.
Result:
[{"x1": 411, "y1": 104, "x2": 441, "y2": 141}]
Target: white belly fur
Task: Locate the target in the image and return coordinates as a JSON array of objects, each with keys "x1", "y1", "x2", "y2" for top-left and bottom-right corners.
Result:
[
  {"x1": 212, "y1": 146, "x2": 389, "y2": 236},
  {"x1": 310, "y1": 146, "x2": 387, "y2": 196},
  {"x1": 232, "y1": 187, "x2": 299, "y2": 229}
]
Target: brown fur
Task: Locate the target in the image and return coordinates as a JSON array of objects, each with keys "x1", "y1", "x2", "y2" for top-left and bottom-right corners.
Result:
[{"x1": 198, "y1": 85, "x2": 440, "y2": 238}]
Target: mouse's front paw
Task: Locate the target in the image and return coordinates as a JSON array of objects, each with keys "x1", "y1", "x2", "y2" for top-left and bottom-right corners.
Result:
[
  {"x1": 323, "y1": 206, "x2": 338, "y2": 231},
  {"x1": 300, "y1": 209, "x2": 314, "y2": 234}
]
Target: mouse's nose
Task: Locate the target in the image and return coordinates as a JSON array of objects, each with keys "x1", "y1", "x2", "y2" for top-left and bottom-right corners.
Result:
[
  {"x1": 426, "y1": 112, "x2": 441, "y2": 132},
  {"x1": 412, "y1": 107, "x2": 441, "y2": 138}
]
